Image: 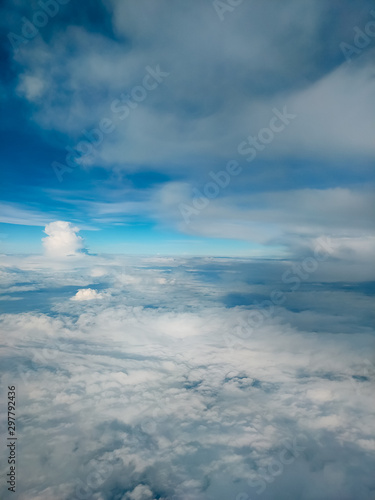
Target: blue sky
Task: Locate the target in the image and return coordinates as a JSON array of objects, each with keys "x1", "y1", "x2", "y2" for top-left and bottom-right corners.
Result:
[{"x1": 1, "y1": 0, "x2": 374, "y2": 257}]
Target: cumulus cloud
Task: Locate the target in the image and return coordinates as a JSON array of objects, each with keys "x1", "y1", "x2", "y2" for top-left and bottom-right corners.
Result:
[
  {"x1": 0, "y1": 258, "x2": 374, "y2": 499},
  {"x1": 71, "y1": 288, "x2": 104, "y2": 301},
  {"x1": 42, "y1": 221, "x2": 85, "y2": 258},
  {"x1": 1, "y1": 298, "x2": 374, "y2": 499}
]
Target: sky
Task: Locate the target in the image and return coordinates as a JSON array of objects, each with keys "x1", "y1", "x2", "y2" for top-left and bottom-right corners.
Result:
[
  {"x1": 0, "y1": 0, "x2": 374, "y2": 257},
  {"x1": 0, "y1": 1, "x2": 375, "y2": 499}
]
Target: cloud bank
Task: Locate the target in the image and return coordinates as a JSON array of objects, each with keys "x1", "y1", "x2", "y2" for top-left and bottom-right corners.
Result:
[{"x1": 0, "y1": 255, "x2": 374, "y2": 499}]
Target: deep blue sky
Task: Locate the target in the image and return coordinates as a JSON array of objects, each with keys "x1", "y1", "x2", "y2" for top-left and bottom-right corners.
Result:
[{"x1": 0, "y1": 0, "x2": 374, "y2": 256}]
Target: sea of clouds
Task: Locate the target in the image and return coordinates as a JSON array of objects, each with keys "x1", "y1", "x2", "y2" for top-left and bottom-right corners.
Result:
[{"x1": 0, "y1": 234, "x2": 374, "y2": 499}]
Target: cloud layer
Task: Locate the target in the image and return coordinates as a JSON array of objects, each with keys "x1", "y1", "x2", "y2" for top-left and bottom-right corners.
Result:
[{"x1": 0, "y1": 255, "x2": 374, "y2": 499}]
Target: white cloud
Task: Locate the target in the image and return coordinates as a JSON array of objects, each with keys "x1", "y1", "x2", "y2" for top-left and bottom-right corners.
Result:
[
  {"x1": 151, "y1": 184, "x2": 375, "y2": 266},
  {"x1": 42, "y1": 221, "x2": 85, "y2": 258},
  {"x1": 71, "y1": 288, "x2": 104, "y2": 301},
  {"x1": 1, "y1": 299, "x2": 374, "y2": 499},
  {"x1": 0, "y1": 258, "x2": 374, "y2": 498}
]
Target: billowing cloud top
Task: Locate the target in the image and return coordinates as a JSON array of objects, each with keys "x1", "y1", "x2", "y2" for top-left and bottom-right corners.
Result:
[
  {"x1": 71, "y1": 287, "x2": 103, "y2": 300},
  {"x1": 42, "y1": 221, "x2": 85, "y2": 257}
]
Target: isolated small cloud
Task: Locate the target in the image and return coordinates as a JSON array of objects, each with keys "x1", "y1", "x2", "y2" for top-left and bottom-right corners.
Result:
[
  {"x1": 71, "y1": 288, "x2": 103, "y2": 301},
  {"x1": 43, "y1": 221, "x2": 85, "y2": 257}
]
